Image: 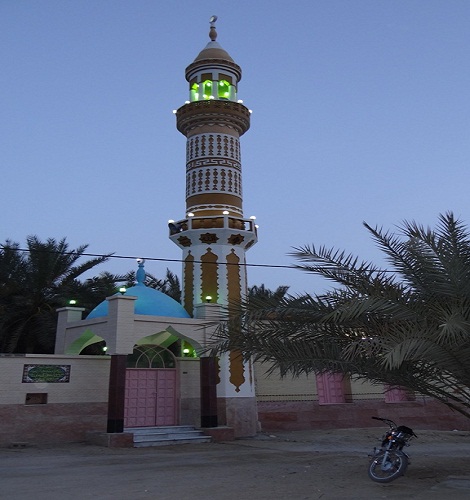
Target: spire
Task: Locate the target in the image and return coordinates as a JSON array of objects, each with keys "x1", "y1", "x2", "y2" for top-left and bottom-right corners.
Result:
[
  {"x1": 209, "y1": 15, "x2": 218, "y2": 41},
  {"x1": 191, "y1": 15, "x2": 236, "y2": 65},
  {"x1": 136, "y1": 259, "x2": 146, "y2": 286}
]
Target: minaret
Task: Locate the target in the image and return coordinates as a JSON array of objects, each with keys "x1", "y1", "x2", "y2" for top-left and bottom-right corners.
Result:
[
  {"x1": 169, "y1": 16, "x2": 258, "y2": 436},
  {"x1": 170, "y1": 16, "x2": 257, "y2": 312}
]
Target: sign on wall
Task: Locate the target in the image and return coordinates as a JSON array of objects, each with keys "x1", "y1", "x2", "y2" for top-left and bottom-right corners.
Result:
[{"x1": 22, "y1": 364, "x2": 71, "y2": 383}]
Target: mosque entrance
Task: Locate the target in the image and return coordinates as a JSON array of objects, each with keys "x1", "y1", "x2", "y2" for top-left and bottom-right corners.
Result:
[{"x1": 124, "y1": 345, "x2": 178, "y2": 427}]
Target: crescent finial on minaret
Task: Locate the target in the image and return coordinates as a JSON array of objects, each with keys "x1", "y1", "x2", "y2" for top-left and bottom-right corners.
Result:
[{"x1": 209, "y1": 15, "x2": 218, "y2": 41}]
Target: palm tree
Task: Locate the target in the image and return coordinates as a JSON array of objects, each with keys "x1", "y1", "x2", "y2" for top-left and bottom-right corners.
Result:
[
  {"x1": 248, "y1": 284, "x2": 290, "y2": 303},
  {"x1": 213, "y1": 212, "x2": 470, "y2": 419},
  {"x1": 0, "y1": 236, "x2": 116, "y2": 353},
  {"x1": 157, "y1": 269, "x2": 182, "y2": 302}
]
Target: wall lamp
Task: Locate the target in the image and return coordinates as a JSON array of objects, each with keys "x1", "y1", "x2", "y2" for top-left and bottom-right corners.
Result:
[{"x1": 168, "y1": 220, "x2": 183, "y2": 235}]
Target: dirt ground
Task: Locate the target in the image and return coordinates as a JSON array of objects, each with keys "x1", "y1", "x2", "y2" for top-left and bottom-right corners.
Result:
[{"x1": 1, "y1": 428, "x2": 470, "y2": 500}]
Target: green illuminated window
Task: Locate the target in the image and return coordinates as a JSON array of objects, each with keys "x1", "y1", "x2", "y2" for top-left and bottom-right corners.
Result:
[
  {"x1": 190, "y1": 78, "x2": 236, "y2": 102},
  {"x1": 190, "y1": 82, "x2": 199, "y2": 102},
  {"x1": 202, "y1": 80, "x2": 213, "y2": 100},
  {"x1": 218, "y1": 80, "x2": 231, "y2": 99}
]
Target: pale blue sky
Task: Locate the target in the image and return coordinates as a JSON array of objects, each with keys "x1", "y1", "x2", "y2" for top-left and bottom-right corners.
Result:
[{"x1": 1, "y1": 0, "x2": 470, "y2": 294}]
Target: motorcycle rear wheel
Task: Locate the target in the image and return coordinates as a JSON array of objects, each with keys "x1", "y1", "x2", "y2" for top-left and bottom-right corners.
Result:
[{"x1": 368, "y1": 451, "x2": 408, "y2": 483}]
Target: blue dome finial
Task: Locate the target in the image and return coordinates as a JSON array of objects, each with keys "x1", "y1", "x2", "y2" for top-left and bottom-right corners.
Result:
[{"x1": 136, "y1": 258, "x2": 146, "y2": 285}]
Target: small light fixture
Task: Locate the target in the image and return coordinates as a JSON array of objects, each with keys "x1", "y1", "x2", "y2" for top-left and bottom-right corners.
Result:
[
  {"x1": 185, "y1": 100, "x2": 190, "y2": 104},
  {"x1": 102, "y1": 346, "x2": 108, "y2": 352},
  {"x1": 172, "y1": 109, "x2": 177, "y2": 114},
  {"x1": 183, "y1": 348, "x2": 190, "y2": 355},
  {"x1": 249, "y1": 215, "x2": 256, "y2": 220},
  {"x1": 249, "y1": 109, "x2": 253, "y2": 114},
  {"x1": 205, "y1": 295, "x2": 212, "y2": 303},
  {"x1": 168, "y1": 219, "x2": 175, "y2": 223},
  {"x1": 223, "y1": 210, "x2": 229, "y2": 215},
  {"x1": 69, "y1": 299, "x2": 77, "y2": 306},
  {"x1": 187, "y1": 212, "x2": 194, "y2": 217},
  {"x1": 255, "y1": 224, "x2": 259, "y2": 229},
  {"x1": 119, "y1": 287, "x2": 127, "y2": 295},
  {"x1": 237, "y1": 99, "x2": 243, "y2": 104},
  {"x1": 169, "y1": 221, "x2": 183, "y2": 234}
]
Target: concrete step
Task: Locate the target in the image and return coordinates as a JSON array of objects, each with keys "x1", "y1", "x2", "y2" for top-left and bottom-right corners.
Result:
[{"x1": 125, "y1": 426, "x2": 212, "y2": 447}]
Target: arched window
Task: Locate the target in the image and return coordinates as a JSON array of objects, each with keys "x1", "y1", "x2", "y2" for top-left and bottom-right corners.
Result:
[
  {"x1": 126, "y1": 345, "x2": 176, "y2": 369},
  {"x1": 189, "y1": 79, "x2": 236, "y2": 102},
  {"x1": 202, "y1": 80, "x2": 213, "y2": 100},
  {"x1": 190, "y1": 82, "x2": 199, "y2": 102},
  {"x1": 218, "y1": 79, "x2": 231, "y2": 99}
]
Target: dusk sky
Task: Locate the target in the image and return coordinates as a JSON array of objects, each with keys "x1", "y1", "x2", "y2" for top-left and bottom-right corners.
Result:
[{"x1": 2, "y1": 1, "x2": 470, "y2": 295}]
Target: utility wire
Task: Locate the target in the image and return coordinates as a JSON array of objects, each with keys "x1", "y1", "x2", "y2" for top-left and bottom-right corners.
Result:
[
  {"x1": 3, "y1": 246, "x2": 395, "y2": 273},
  {"x1": 4, "y1": 246, "x2": 296, "y2": 269}
]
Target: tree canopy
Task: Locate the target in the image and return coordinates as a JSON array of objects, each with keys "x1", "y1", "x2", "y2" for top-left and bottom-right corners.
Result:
[
  {"x1": 0, "y1": 236, "x2": 117, "y2": 353},
  {"x1": 212, "y1": 212, "x2": 470, "y2": 419},
  {"x1": 0, "y1": 236, "x2": 188, "y2": 354}
]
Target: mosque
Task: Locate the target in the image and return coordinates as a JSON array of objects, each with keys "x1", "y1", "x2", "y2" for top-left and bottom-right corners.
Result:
[{"x1": 0, "y1": 18, "x2": 468, "y2": 447}]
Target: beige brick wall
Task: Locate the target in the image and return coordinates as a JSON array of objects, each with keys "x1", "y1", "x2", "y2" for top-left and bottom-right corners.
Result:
[
  {"x1": 178, "y1": 358, "x2": 201, "y2": 426},
  {"x1": 178, "y1": 358, "x2": 201, "y2": 398},
  {"x1": 254, "y1": 361, "x2": 387, "y2": 402},
  {"x1": 254, "y1": 361, "x2": 317, "y2": 401},
  {"x1": 350, "y1": 379, "x2": 384, "y2": 400},
  {"x1": 0, "y1": 354, "x2": 110, "y2": 405}
]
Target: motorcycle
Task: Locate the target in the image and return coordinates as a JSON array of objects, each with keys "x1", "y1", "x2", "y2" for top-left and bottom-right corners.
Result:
[{"x1": 368, "y1": 416, "x2": 417, "y2": 483}]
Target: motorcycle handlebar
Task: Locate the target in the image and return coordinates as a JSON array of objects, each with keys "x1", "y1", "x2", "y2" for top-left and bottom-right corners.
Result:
[{"x1": 371, "y1": 416, "x2": 397, "y2": 427}]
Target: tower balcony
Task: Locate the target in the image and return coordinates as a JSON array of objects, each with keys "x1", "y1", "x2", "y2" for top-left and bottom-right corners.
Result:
[
  {"x1": 176, "y1": 100, "x2": 251, "y2": 136},
  {"x1": 168, "y1": 215, "x2": 258, "y2": 251}
]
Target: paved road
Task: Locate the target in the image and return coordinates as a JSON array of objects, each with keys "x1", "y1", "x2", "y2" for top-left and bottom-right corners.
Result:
[{"x1": 1, "y1": 429, "x2": 469, "y2": 499}]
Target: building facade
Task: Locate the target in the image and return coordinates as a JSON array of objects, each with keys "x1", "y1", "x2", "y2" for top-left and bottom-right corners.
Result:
[{"x1": 1, "y1": 18, "x2": 469, "y2": 447}]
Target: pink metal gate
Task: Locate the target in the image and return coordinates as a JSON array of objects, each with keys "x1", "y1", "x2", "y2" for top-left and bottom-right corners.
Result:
[
  {"x1": 124, "y1": 368, "x2": 177, "y2": 427},
  {"x1": 316, "y1": 372, "x2": 349, "y2": 404}
]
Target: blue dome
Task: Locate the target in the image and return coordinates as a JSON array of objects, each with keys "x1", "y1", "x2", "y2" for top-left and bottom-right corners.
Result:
[
  {"x1": 87, "y1": 284, "x2": 190, "y2": 319},
  {"x1": 87, "y1": 261, "x2": 189, "y2": 320}
]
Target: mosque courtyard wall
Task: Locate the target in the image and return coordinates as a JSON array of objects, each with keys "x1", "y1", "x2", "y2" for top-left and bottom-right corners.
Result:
[
  {"x1": 0, "y1": 354, "x2": 203, "y2": 446},
  {"x1": 1, "y1": 353, "x2": 469, "y2": 447},
  {"x1": 0, "y1": 354, "x2": 109, "y2": 447},
  {"x1": 253, "y1": 361, "x2": 470, "y2": 432}
]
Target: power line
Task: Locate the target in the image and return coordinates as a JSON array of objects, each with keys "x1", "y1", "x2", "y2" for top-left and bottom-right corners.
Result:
[
  {"x1": 5, "y1": 247, "x2": 297, "y2": 270},
  {"x1": 2, "y1": 246, "x2": 395, "y2": 273}
]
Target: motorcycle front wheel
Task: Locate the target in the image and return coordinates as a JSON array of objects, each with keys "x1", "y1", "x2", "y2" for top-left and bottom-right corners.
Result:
[{"x1": 368, "y1": 451, "x2": 408, "y2": 483}]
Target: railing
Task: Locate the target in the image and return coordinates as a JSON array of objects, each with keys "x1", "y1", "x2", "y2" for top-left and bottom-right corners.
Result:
[{"x1": 169, "y1": 215, "x2": 256, "y2": 235}]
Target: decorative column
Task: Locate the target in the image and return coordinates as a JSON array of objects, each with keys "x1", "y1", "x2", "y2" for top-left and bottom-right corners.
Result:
[
  {"x1": 104, "y1": 294, "x2": 137, "y2": 433},
  {"x1": 107, "y1": 354, "x2": 127, "y2": 433}
]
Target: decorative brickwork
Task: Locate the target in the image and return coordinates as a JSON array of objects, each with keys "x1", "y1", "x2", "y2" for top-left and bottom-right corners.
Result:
[
  {"x1": 199, "y1": 233, "x2": 219, "y2": 244},
  {"x1": 227, "y1": 234, "x2": 244, "y2": 245},
  {"x1": 200, "y1": 248, "x2": 218, "y2": 303},
  {"x1": 183, "y1": 252, "x2": 195, "y2": 316},
  {"x1": 186, "y1": 165, "x2": 242, "y2": 197},
  {"x1": 187, "y1": 134, "x2": 240, "y2": 162}
]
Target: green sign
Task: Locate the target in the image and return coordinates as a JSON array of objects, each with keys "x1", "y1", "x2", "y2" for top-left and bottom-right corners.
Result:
[{"x1": 22, "y1": 364, "x2": 71, "y2": 383}]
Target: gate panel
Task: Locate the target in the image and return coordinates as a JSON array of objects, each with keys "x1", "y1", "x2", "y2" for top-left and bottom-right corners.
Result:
[
  {"x1": 125, "y1": 368, "x2": 177, "y2": 427},
  {"x1": 316, "y1": 373, "x2": 347, "y2": 404},
  {"x1": 124, "y1": 369, "x2": 158, "y2": 427},
  {"x1": 156, "y1": 370, "x2": 177, "y2": 426}
]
